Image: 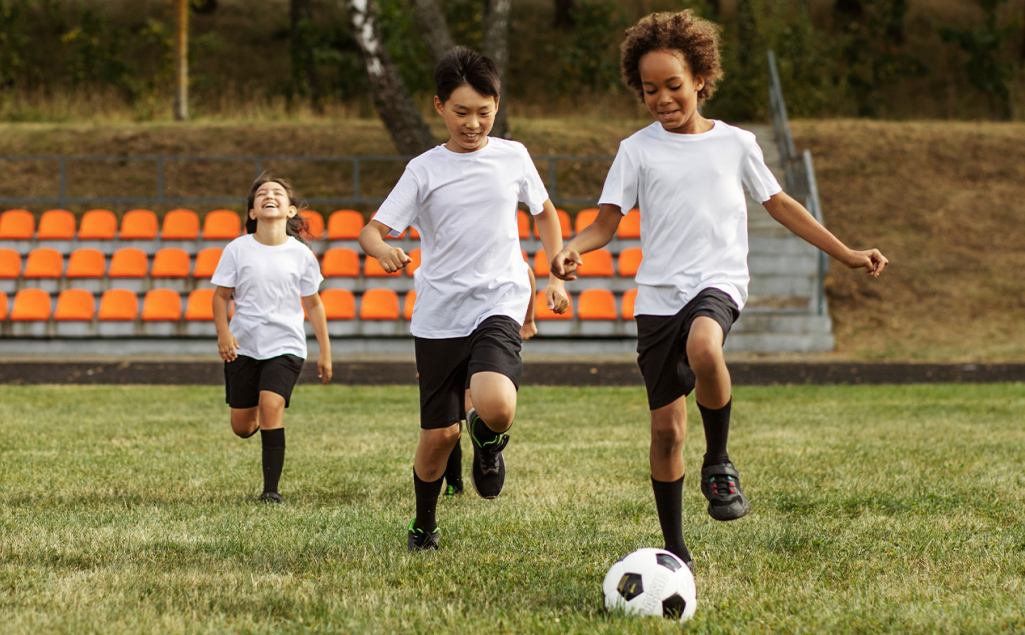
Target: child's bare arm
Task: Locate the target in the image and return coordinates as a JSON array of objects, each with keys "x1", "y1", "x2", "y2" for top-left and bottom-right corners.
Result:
[
  {"x1": 212, "y1": 286, "x2": 239, "y2": 361},
  {"x1": 551, "y1": 204, "x2": 622, "y2": 280},
  {"x1": 520, "y1": 267, "x2": 538, "y2": 340},
  {"x1": 358, "y1": 219, "x2": 412, "y2": 273},
  {"x1": 533, "y1": 201, "x2": 570, "y2": 314},
  {"x1": 302, "y1": 293, "x2": 333, "y2": 384},
  {"x1": 763, "y1": 192, "x2": 888, "y2": 277}
]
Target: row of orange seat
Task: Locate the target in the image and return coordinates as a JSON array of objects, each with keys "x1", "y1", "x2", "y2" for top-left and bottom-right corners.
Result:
[
  {"x1": 0, "y1": 208, "x2": 642, "y2": 242},
  {"x1": 0, "y1": 288, "x2": 638, "y2": 323},
  {"x1": 1, "y1": 246, "x2": 645, "y2": 281}
]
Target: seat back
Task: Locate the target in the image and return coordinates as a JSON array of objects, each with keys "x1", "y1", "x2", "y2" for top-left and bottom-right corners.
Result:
[
  {"x1": 202, "y1": 210, "x2": 242, "y2": 240},
  {"x1": 193, "y1": 247, "x2": 223, "y2": 279},
  {"x1": 185, "y1": 288, "x2": 216, "y2": 321},
  {"x1": 618, "y1": 247, "x2": 643, "y2": 277},
  {"x1": 0, "y1": 249, "x2": 22, "y2": 279},
  {"x1": 578, "y1": 249, "x2": 614, "y2": 277},
  {"x1": 327, "y1": 210, "x2": 364, "y2": 240},
  {"x1": 108, "y1": 248, "x2": 149, "y2": 278},
  {"x1": 574, "y1": 208, "x2": 600, "y2": 234},
  {"x1": 54, "y1": 288, "x2": 96, "y2": 321},
  {"x1": 407, "y1": 249, "x2": 421, "y2": 276},
  {"x1": 98, "y1": 288, "x2": 140, "y2": 321},
  {"x1": 11, "y1": 288, "x2": 52, "y2": 321},
  {"x1": 403, "y1": 290, "x2": 416, "y2": 320},
  {"x1": 78, "y1": 209, "x2": 118, "y2": 240},
  {"x1": 618, "y1": 209, "x2": 641, "y2": 239},
  {"x1": 300, "y1": 210, "x2": 325, "y2": 240},
  {"x1": 119, "y1": 210, "x2": 159, "y2": 240},
  {"x1": 66, "y1": 248, "x2": 107, "y2": 279},
  {"x1": 321, "y1": 248, "x2": 361, "y2": 278},
  {"x1": 533, "y1": 249, "x2": 549, "y2": 277},
  {"x1": 359, "y1": 288, "x2": 399, "y2": 320},
  {"x1": 151, "y1": 248, "x2": 191, "y2": 278},
  {"x1": 517, "y1": 210, "x2": 530, "y2": 239},
  {"x1": 577, "y1": 288, "x2": 617, "y2": 320},
  {"x1": 534, "y1": 209, "x2": 571, "y2": 238},
  {"x1": 0, "y1": 209, "x2": 34, "y2": 240},
  {"x1": 621, "y1": 288, "x2": 637, "y2": 320},
  {"x1": 37, "y1": 209, "x2": 76, "y2": 240},
  {"x1": 161, "y1": 209, "x2": 200, "y2": 240},
  {"x1": 23, "y1": 248, "x2": 64, "y2": 278},
  {"x1": 321, "y1": 288, "x2": 356, "y2": 320},
  {"x1": 141, "y1": 288, "x2": 182, "y2": 321}
]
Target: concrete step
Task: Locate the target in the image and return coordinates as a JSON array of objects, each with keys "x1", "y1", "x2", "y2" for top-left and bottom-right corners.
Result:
[
  {"x1": 732, "y1": 311, "x2": 832, "y2": 335},
  {"x1": 724, "y1": 331, "x2": 836, "y2": 353}
]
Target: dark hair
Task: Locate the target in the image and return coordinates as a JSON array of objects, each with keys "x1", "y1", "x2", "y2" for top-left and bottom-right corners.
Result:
[
  {"x1": 245, "y1": 173, "x2": 310, "y2": 245},
  {"x1": 434, "y1": 46, "x2": 501, "y2": 104},
  {"x1": 620, "y1": 11, "x2": 724, "y2": 104}
]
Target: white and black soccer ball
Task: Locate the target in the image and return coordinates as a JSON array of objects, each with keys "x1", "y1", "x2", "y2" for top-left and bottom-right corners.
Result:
[{"x1": 602, "y1": 548, "x2": 697, "y2": 622}]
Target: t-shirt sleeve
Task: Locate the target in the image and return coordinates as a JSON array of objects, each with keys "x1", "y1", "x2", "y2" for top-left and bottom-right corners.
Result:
[
  {"x1": 210, "y1": 242, "x2": 238, "y2": 288},
  {"x1": 373, "y1": 166, "x2": 421, "y2": 237},
  {"x1": 517, "y1": 146, "x2": 550, "y2": 216},
  {"x1": 741, "y1": 140, "x2": 783, "y2": 203},
  {"x1": 598, "y1": 142, "x2": 638, "y2": 215},
  {"x1": 299, "y1": 248, "x2": 324, "y2": 297}
]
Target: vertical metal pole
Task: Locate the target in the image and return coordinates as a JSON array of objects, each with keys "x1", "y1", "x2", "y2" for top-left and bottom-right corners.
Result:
[
  {"x1": 59, "y1": 158, "x2": 67, "y2": 210},
  {"x1": 173, "y1": 0, "x2": 189, "y2": 121},
  {"x1": 353, "y1": 159, "x2": 361, "y2": 201},
  {"x1": 547, "y1": 160, "x2": 557, "y2": 203},
  {"x1": 255, "y1": 158, "x2": 262, "y2": 179},
  {"x1": 157, "y1": 158, "x2": 165, "y2": 203}
]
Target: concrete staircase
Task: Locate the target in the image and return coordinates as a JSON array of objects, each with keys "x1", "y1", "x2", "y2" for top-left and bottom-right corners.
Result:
[{"x1": 726, "y1": 124, "x2": 834, "y2": 353}]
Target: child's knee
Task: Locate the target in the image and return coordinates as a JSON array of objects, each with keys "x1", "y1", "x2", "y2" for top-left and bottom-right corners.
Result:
[
  {"x1": 476, "y1": 396, "x2": 516, "y2": 429},
  {"x1": 650, "y1": 408, "x2": 686, "y2": 449},
  {"x1": 687, "y1": 340, "x2": 723, "y2": 376}
]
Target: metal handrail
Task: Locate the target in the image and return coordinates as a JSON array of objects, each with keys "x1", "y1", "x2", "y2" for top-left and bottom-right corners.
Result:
[{"x1": 767, "y1": 50, "x2": 828, "y2": 315}]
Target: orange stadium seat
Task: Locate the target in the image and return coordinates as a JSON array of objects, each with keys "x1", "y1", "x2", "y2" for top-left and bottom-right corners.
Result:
[
  {"x1": 98, "y1": 289, "x2": 139, "y2": 321},
  {"x1": 407, "y1": 249, "x2": 421, "y2": 276},
  {"x1": 359, "y1": 288, "x2": 399, "y2": 320},
  {"x1": 327, "y1": 210, "x2": 364, "y2": 240},
  {"x1": 321, "y1": 248, "x2": 361, "y2": 278},
  {"x1": 535, "y1": 291, "x2": 573, "y2": 320},
  {"x1": 517, "y1": 210, "x2": 530, "y2": 239},
  {"x1": 161, "y1": 209, "x2": 200, "y2": 240},
  {"x1": 0, "y1": 291, "x2": 7, "y2": 320},
  {"x1": 300, "y1": 210, "x2": 325, "y2": 240},
  {"x1": 150, "y1": 248, "x2": 191, "y2": 278},
  {"x1": 321, "y1": 288, "x2": 356, "y2": 320},
  {"x1": 202, "y1": 210, "x2": 242, "y2": 240},
  {"x1": 574, "y1": 208, "x2": 600, "y2": 234},
  {"x1": 0, "y1": 249, "x2": 21, "y2": 278},
  {"x1": 577, "y1": 289, "x2": 617, "y2": 320},
  {"x1": 578, "y1": 249, "x2": 614, "y2": 277},
  {"x1": 621, "y1": 288, "x2": 637, "y2": 320},
  {"x1": 533, "y1": 249, "x2": 549, "y2": 277},
  {"x1": 618, "y1": 247, "x2": 643, "y2": 277},
  {"x1": 409, "y1": 227, "x2": 420, "y2": 239},
  {"x1": 23, "y1": 248, "x2": 64, "y2": 279},
  {"x1": 618, "y1": 209, "x2": 641, "y2": 239},
  {"x1": 0, "y1": 209, "x2": 34, "y2": 240},
  {"x1": 11, "y1": 288, "x2": 51, "y2": 321},
  {"x1": 534, "y1": 208, "x2": 571, "y2": 239},
  {"x1": 36, "y1": 210, "x2": 76, "y2": 240},
  {"x1": 54, "y1": 288, "x2": 96, "y2": 321},
  {"x1": 185, "y1": 288, "x2": 216, "y2": 321},
  {"x1": 119, "y1": 210, "x2": 159, "y2": 240},
  {"x1": 66, "y1": 248, "x2": 107, "y2": 279},
  {"x1": 522, "y1": 249, "x2": 529, "y2": 263},
  {"x1": 77, "y1": 209, "x2": 118, "y2": 240},
  {"x1": 108, "y1": 248, "x2": 149, "y2": 278},
  {"x1": 403, "y1": 290, "x2": 416, "y2": 320},
  {"x1": 142, "y1": 289, "x2": 182, "y2": 321},
  {"x1": 193, "y1": 247, "x2": 223, "y2": 279},
  {"x1": 364, "y1": 254, "x2": 401, "y2": 277}
]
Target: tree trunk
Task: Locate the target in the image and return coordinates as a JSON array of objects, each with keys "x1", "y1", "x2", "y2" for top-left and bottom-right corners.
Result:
[
  {"x1": 411, "y1": 0, "x2": 454, "y2": 64},
  {"x1": 173, "y1": 0, "x2": 188, "y2": 121},
  {"x1": 483, "y1": 0, "x2": 511, "y2": 138},
  {"x1": 347, "y1": 0, "x2": 437, "y2": 156},
  {"x1": 553, "y1": 0, "x2": 575, "y2": 28}
]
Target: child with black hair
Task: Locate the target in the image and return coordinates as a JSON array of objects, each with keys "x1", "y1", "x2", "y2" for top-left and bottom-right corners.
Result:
[
  {"x1": 360, "y1": 46, "x2": 569, "y2": 551},
  {"x1": 551, "y1": 11, "x2": 887, "y2": 568},
  {"x1": 212, "y1": 175, "x2": 332, "y2": 503}
]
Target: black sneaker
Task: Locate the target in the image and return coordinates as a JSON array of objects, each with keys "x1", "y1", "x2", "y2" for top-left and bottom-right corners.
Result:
[
  {"x1": 468, "y1": 409, "x2": 509, "y2": 499},
  {"x1": 407, "y1": 519, "x2": 440, "y2": 551},
  {"x1": 258, "y1": 491, "x2": 283, "y2": 504},
  {"x1": 444, "y1": 481, "x2": 464, "y2": 497},
  {"x1": 700, "y1": 461, "x2": 750, "y2": 521}
]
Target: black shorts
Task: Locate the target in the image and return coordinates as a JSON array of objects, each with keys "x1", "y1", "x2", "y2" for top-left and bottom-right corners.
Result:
[
  {"x1": 414, "y1": 315, "x2": 523, "y2": 429},
  {"x1": 635, "y1": 288, "x2": 740, "y2": 411},
  {"x1": 224, "y1": 354, "x2": 305, "y2": 409}
]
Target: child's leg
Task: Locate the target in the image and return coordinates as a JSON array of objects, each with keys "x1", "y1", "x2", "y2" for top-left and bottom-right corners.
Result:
[
  {"x1": 409, "y1": 423, "x2": 460, "y2": 549},
  {"x1": 649, "y1": 395, "x2": 691, "y2": 565},
  {"x1": 467, "y1": 371, "x2": 517, "y2": 433},
  {"x1": 257, "y1": 391, "x2": 286, "y2": 500},
  {"x1": 230, "y1": 408, "x2": 260, "y2": 438}
]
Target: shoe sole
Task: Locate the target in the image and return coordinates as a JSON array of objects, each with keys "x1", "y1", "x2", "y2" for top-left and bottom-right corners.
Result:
[{"x1": 707, "y1": 497, "x2": 751, "y2": 521}]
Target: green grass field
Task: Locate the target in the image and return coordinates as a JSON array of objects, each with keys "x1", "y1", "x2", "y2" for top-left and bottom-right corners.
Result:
[{"x1": 1, "y1": 384, "x2": 1023, "y2": 634}]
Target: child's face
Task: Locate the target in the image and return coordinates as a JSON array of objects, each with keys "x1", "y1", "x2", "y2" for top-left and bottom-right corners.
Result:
[
  {"x1": 434, "y1": 85, "x2": 498, "y2": 153},
  {"x1": 249, "y1": 181, "x2": 296, "y2": 225},
  {"x1": 638, "y1": 49, "x2": 705, "y2": 133}
]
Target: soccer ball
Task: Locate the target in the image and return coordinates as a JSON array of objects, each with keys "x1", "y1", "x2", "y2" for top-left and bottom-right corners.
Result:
[{"x1": 602, "y1": 548, "x2": 697, "y2": 622}]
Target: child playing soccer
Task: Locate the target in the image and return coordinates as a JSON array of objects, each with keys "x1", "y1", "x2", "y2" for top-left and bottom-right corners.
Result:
[
  {"x1": 359, "y1": 46, "x2": 569, "y2": 551},
  {"x1": 551, "y1": 11, "x2": 887, "y2": 568},
  {"x1": 212, "y1": 175, "x2": 332, "y2": 503}
]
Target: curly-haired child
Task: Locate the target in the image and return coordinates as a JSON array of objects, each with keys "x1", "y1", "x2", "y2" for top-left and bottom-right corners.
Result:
[{"x1": 552, "y1": 11, "x2": 887, "y2": 568}]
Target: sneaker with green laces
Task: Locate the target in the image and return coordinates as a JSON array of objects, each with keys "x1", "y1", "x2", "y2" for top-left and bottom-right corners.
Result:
[
  {"x1": 468, "y1": 409, "x2": 509, "y2": 499},
  {"x1": 407, "y1": 519, "x2": 440, "y2": 551},
  {"x1": 700, "y1": 461, "x2": 750, "y2": 521},
  {"x1": 444, "y1": 482, "x2": 463, "y2": 497}
]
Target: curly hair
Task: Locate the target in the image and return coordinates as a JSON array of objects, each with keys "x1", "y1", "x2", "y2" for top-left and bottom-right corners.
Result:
[{"x1": 620, "y1": 11, "x2": 724, "y2": 104}]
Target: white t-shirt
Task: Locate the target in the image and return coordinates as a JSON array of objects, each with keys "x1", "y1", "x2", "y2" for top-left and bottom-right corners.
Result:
[
  {"x1": 373, "y1": 138, "x2": 549, "y2": 338},
  {"x1": 599, "y1": 120, "x2": 781, "y2": 315},
  {"x1": 210, "y1": 234, "x2": 324, "y2": 359}
]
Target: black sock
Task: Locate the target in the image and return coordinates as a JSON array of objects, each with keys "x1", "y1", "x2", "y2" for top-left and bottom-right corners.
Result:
[
  {"x1": 699, "y1": 398, "x2": 732, "y2": 468},
  {"x1": 413, "y1": 470, "x2": 444, "y2": 532},
  {"x1": 444, "y1": 437, "x2": 462, "y2": 485},
  {"x1": 260, "y1": 428, "x2": 286, "y2": 494},
  {"x1": 651, "y1": 475, "x2": 691, "y2": 564},
  {"x1": 471, "y1": 413, "x2": 501, "y2": 445}
]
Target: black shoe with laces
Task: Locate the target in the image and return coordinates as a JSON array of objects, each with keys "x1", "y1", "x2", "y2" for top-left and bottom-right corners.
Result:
[
  {"x1": 407, "y1": 519, "x2": 440, "y2": 551},
  {"x1": 259, "y1": 491, "x2": 283, "y2": 504},
  {"x1": 700, "y1": 461, "x2": 750, "y2": 521},
  {"x1": 468, "y1": 409, "x2": 509, "y2": 499},
  {"x1": 443, "y1": 481, "x2": 464, "y2": 497}
]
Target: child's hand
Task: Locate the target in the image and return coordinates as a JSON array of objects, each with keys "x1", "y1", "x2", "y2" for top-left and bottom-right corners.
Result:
[
  {"x1": 317, "y1": 352, "x2": 333, "y2": 385},
  {"x1": 545, "y1": 283, "x2": 570, "y2": 314},
  {"x1": 845, "y1": 248, "x2": 889, "y2": 277},
  {"x1": 550, "y1": 248, "x2": 583, "y2": 281},
  {"x1": 377, "y1": 248, "x2": 412, "y2": 274},
  {"x1": 519, "y1": 319, "x2": 538, "y2": 340},
  {"x1": 217, "y1": 332, "x2": 240, "y2": 362}
]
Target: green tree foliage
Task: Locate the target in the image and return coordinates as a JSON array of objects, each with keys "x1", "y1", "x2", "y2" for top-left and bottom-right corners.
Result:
[
  {"x1": 0, "y1": 0, "x2": 31, "y2": 88},
  {"x1": 939, "y1": 0, "x2": 1016, "y2": 118},
  {"x1": 553, "y1": 0, "x2": 629, "y2": 94}
]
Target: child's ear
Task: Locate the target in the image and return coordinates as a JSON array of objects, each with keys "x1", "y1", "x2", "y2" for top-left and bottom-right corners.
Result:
[
  {"x1": 695, "y1": 75, "x2": 706, "y2": 94},
  {"x1": 434, "y1": 95, "x2": 444, "y2": 116},
  {"x1": 288, "y1": 206, "x2": 297, "y2": 217}
]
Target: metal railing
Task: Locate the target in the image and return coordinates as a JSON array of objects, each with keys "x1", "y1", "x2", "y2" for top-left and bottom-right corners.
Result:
[
  {"x1": 0, "y1": 155, "x2": 613, "y2": 209},
  {"x1": 767, "y1": 50, "x2": 829, "y2": 315}
]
